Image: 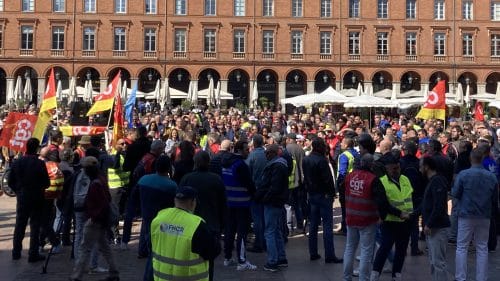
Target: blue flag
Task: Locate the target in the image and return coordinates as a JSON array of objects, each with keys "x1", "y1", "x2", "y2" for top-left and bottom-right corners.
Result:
[{"x1": 125, "y1": 82, "x2": 137, "y2": 128}]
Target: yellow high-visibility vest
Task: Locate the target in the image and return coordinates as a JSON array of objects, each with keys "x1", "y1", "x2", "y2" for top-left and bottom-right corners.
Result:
[
  {"x1": 151, "y1": 208, "x2": 209, "y2": 281},
  {"x1": 337, "y1": 150, "x2": 355, "y2": 178},
  {"x1": 107, "y1": 154, "x2": 130, "y2": 189},
  {"x1": 380, "y1": 175, "x2": 414, "y2": 222}
]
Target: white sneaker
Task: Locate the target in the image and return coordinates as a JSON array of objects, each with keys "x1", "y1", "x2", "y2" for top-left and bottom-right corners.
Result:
[
  {"x1": 383, "y1": 262, "x2": 392, "y2": 273},
  {"x1": 370, "y1": 271, "x2": 380, "y2": 281},
  {"x1": 223, "y1": 258, "x2": 236, "y2": 267},
  {"x1": 392, "y1": 273, "x2": 402, "y2": 281},
  {"x1": 352, "y1": 269, "x2": 360, "y2": 277},
  {"x1": 120, "y1": 242, "x2": 129, "y2": 250},
  {"x1": 237, "y1": 261, "x2": 257, "y2": 271},
  {"x1": 89, "y1": 266, "x2": 108, "y2": 274}
]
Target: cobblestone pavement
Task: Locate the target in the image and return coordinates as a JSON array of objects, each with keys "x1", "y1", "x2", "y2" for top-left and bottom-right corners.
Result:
[{"x1": 1, "y1": 196, "x2": 499, "y2": 281}]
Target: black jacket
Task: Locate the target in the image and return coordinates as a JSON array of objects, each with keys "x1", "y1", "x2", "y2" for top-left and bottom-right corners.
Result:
[
  {"x1": 303, "y1": 152, "x2": 335, "y2": 196},
  {"x1": 221, "y1": 153, "x2": 255, "y2": 196},
  {"x1": 400, "y1": 155, "x2": 426, "y2": 211},
  {"x1": 208, "y1": 150, "x2": 232, "y2": 176},
  {"x1": 422, "y1": 174, "x2": 450, "y2": 229},
  {"x1": 255, "y1": 156, "x2": 289, "y2": 207},
  {"x1": 123, "y1": 136, "x2": 151, "y2": 173},
  {"x1": 9, "y1": 154, "x2": 50, "y2": 203}
]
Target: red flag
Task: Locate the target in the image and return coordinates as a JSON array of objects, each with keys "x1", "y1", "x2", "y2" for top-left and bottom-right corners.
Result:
[
  {"x1": 474, "y1": 101, "x2": 485, "y2": 121},
  {"x1": 416, "y1": 80, "x2": 447, "y2": 120},
  {"x1": 0, "y1": 112, "x2": 38, "y2": 152},
  {"x1": 113, "y1": 90, "x2": 124, "y2": 145},
  {"x1": 87, "y1": 71, "x2": 121, "y2": 116}
]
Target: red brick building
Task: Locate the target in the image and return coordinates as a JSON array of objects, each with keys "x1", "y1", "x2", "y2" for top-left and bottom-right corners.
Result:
[{"x1": 0, "y1": 0, "x2": 499, "y2": 108}]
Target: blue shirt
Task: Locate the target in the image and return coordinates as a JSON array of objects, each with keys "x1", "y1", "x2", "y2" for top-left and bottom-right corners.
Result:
[
  {"x1": 246, "y1": 147, "x2": 268, "y2": 189},
  {"x1": 337, "y1": 148, "x2": 360, "y2": 179},
  {"x1": 138, "y1": 174, "x2": 177, "y2": 221},
  {"x1": 452, "y1": 164, "x2": 499, "y2": 219}
]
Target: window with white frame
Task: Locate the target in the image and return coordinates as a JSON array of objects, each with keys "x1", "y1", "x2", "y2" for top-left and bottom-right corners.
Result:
[
  {"x1": 20, "y1": 26, "x2": 33, "y2": 49},
  {"x1": 434, "y1": 33, "x2": 446, "y2": 55},
  {"x1": 145, "y1": 0, "x2": 157, "y2": 14},
  {"x1": 406, "y1": 32, "x2": 417, "y2": 55},
  {"x1": 349, "y1": 31, "x2": 360, "y2": 54},
  {"x1": 291, "y1": 31, "x2": 303, "y2": 54},
  {"x1": 234, "y1": 0, "x2": 245, "y2": 16},
  {"x1": 263, "y1": 0, "x2": 274, "y2": 16},
  {"x1": 144, "y1": 28, "x2": 156, "y2": 52},
  {"x1": 292, "y1": 0, "x2": 303, "y2": 17},
  {"x1": 204, "y1": 29, "x2": 216, "y2": 52},
  {"x1": 0, "y1": 0, "x2": 3, "y2": 11},
  {"x1": 53, "y1": 0, "x2": 65, "y2": 12},
  {"x1": 378, "y1": 0, "x2": 388, "y2": 19},
  {"x1": 115, "y1": 0, "x2": 126, "y2": 13},
  {"x1": 434, "y1": 0, "x2": 445, "y2": 20},
  {"x1": 205, "y1": 0, "x2": 216, "y2": 15},
  {"x1": 52, "y1": 26, "x2": 64, "y2": 50},
  {"x1": 233, "y1": 29, "x2": 245, "y2": 53},
  {"x1": 492, "y1": 34, "x2": 500, "y2": 56},
  {"x1": 84, "y1": 0, "x2": 96, "y2": 13},
  {"x1": 321, "y1": 0, "x2": 331, "y2": 18},
  {"x1": 492, "y1": 1, "x2": 500, "y2": 20},
  {"x1": 22, "y1": 0, "x2": 34, "y2": 12},
  {"x1": 377, "y1": 32, "x2": 388, "y2": 54},
  {"x1": 175, "y1": 0, "x2": 187, "y2": 15},
  {"x1": 463, "y1": 0, "x2": 473, "y2": 20},
  {"x1": 320, "y1": 31, "x2": 331, "y2": 54},
  {"x1": 262, "y1": 30, "x2": 274, "y2": 53},
  {"x1": 174, "y1": 29, "x2": 186, "y2": 52},
  {"x1": 114, "y1": 27, "x2": 126, "y2": 51},
  {"x1": 83, "y1": 27, "x2": 95, "y2": 50},
  {"x1": 349, "y1": 0, "x2": 360, "y2": 18},
  {"x1": 406, "y1": 0, "x2": 416, "y2": 19},
  {"x1": 462, "y1": 33, "x2": 473, "y2": 56}
]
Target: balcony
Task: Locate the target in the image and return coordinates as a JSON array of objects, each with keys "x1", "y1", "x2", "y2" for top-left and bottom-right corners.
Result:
[
  {"x1": 433, "y1": 55, "x2": 447, "y2": 62},
  {"x1": 143, "y1": 51, "x2": 157, "y2": 58},
  {"x1": 173, "y1": 51, "x2": 187, "y2": 59},
  {"x1": 232, "y1": 52, "x2": 245, "y2": 59},
  {"x1": 376, "y1": 54, "x2": 389, "y2": 61},
  {"x1": 262, "y1": 53, "x2": 275, "y2": 60},
  {"x1": 348, "y1": 54, "x2": 360, "y2": 61},
  {"x1": 320, "y1": 54, "x2": 332, "y2": 60},
  {"x1": 492, "y1": 56, "x2": 500, "y2": 63},
  {"x1": 462, "y1": 56, "x2": 475, "y2": 62},
  {"x1": 82, "y1": 50, "x2": 95, "y2": 57},
  {"x1": 405, "y1": 55, "x2": 417, "y2": 62},
  {"x1": 203, "y1": 52, "x2": 217, "y2": 59},
  {"x1": 113, "y1": 50, "x2": 127, "y2": 57},
  {"x1": 291, "y1": 54, "x2": 303, "y2": 60},
  {"x1": 19, "y1": 49, "x2": 33, "y2": 56},
  {"x1": 51, "y1": 50, "x2": 64, "y2": 57}
]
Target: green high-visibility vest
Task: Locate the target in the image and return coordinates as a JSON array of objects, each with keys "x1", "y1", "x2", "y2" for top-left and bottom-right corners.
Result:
[
  {"x1": 379, "y1": 175, "x2": 414, "y2": 222},
  {"x1": 107, "y1": 154, "x2": 130, "y2": 189},
  {"x1": 337, "y1": 150, "x2": 355, "y2": 178},
  {"x1": 151, "y1": 208, "x2": 209, "y2": 281},
  {"x1": 288, "y1": 158, "x2": 297, "y2": 189}
]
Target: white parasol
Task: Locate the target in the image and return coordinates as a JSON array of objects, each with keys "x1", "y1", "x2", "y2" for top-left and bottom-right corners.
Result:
[
  {"x1": 23, "y1": 76, "x2": 32, "y2": 102},
  {"x1": 251, "y1": 80, "x2": 259, "y2": 108},
  {"x1": 207, "y1": 77, "x2": 214, "y2": 106},
  {"x1": 13, "y1": 75, "x2": 24, "y2": 101}
]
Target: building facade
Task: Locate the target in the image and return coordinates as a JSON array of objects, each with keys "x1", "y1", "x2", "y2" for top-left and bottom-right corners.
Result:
[{"x1": 0, "y1": 0, "x2": 499, "y2": 108}]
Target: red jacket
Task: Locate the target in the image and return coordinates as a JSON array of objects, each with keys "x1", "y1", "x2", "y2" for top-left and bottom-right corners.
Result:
[{"x1": 345, "y1": 170, "x2": 379, "y2": 227}]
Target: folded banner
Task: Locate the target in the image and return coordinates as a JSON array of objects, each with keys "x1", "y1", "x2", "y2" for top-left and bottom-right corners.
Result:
[
  {"x1": 0, "y1": 112, "x2": 38, "y2": 152},
  {"x1": 87, "y1": 71, "x2": 121, "y2": 116},
  {"x1": 59, "y1": 126, "x2": 107, "y2": 136},
  {"x1": 416, "y1": 80, "x2": 447, "y2": 121}
]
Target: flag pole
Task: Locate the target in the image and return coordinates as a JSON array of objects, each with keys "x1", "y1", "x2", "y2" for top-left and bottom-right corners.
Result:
[{"x1": 105, "y1": 95, "x2": 116, "y2": 152}]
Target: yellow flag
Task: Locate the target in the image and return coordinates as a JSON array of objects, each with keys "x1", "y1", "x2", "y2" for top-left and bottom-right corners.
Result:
[{"x1": 33, "y1": 111, "x2": 52, "y2": 141}]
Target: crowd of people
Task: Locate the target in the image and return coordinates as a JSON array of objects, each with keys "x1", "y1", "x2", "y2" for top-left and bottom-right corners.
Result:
[{"x1": 5, "y1": 102, "x2": 500, "y2": 281}]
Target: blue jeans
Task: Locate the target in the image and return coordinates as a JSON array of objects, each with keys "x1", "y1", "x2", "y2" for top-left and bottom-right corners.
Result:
[
  {"x1": 251, "y1": 202, "x2": 265, "y2": 250},
  {"x1": 343, "y1": 224, "x2": 377, "y2": 281},
  {"x1": 308, "y1": 193, "x2": 336, "y2": 259},
  {"x1": 74, "y1": 212, "x2": 99, "y2": 268},
  {"x1": 264, "y1": 205, "x2": 286, "y2": 265}
]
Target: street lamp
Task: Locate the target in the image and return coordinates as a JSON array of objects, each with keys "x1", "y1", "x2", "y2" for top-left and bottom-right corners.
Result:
[
  {"x1": 235, "y1": 71, "x2": 241, "y2": 82},
  {"x1": 465, "y1": 76, "x2": 471, "y2": 85},
  {"x1": 148, "y1": 70, "x2": 153, "y2": 81},
  {"x1": 55, "y1": 71, "x2": 60, "y2": 81},
  {"x1": 408, "y1": 74, "x2": 413, "y2": 84},
  {"x1": 323, "y1": 73, "x2": 329, "y2": 83},
  {"x1": 265, "y1": 73, "x2": 271, "y2": 82},
  {"x1": 379, "y1": 75, "x2": 385, "y2": 85},
  {"x1": 24, "y1": 70, "x2": 30, "y2": 79},
  {"x1": 351, "y1": 74, "x2": 357, "y2": 84},
  {"x1": 207, "y1": 72, "x2": 212, "y2": 80},
  {"x1": 294, "y1": 73, "x2": 300, "y2": 83},
  {"x1": 177, "y1": 72, "x2": 183, "y2": 82},
  {"x1": 86, "y1": 70, "x2": 92, "y2": 80}
]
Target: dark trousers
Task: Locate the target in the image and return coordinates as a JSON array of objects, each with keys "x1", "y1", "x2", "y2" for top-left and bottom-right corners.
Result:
[
  {"x1": 410, "y1": 215, "x2": 420, "y2": 253},
  {"x1": 13, "y1": 198, "x2": 43, "y2": 257},
  {"x1": 122, "y1": 184, "x2": 140, "y2": 244},
  {"x1": 338, "y1": 185, "x2": 347, "y2": 232},
  {"x1": 109, "y1": 188, "x2": 123, "y2": 240},
  {"x1": 224, "y1": 207, "x2": 251, "y2": 263},
  {"x1": 288, "y1": 186, "x2": 306, "y2": 228},
  {"x1": 40, "y1": 199, "x2": 59, "y2": 247},
  {"x1": 373, "y1": 221, "x2": 411, "y2": 276},
  {"x1": 489, "y1": 216, "x2": 497, "y2": 251},
  {"x1": 250, "y1": 202, "x2": 265, "y2": 251}
]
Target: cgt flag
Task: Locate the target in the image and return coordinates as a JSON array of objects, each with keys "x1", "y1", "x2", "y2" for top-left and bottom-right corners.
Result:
[
  {"x1": 416, "y1": 80, "x2": 447, "y2": 120},
  {"x1": 474, "y1": 101, "x2": 485, "y2": 121},
  {"x1": 112, "y1": 87, "x2": 124, "y2": 145},
  {"x1": 87, "y1": 71, "x2": 121, "y2": 116},
  {"x1": 0, "y1": 112, "x2": 38, "y2": 152}
]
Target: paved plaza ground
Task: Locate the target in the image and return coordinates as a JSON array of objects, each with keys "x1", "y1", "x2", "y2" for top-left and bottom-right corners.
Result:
[{"x1": 1, "y1": 195, "x2": 499, "y2": 280}]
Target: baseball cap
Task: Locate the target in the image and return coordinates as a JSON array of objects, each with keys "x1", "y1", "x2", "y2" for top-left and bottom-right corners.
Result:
[
  {"x1": 81, "y1": 156, "x2": 98, "y2": 168},
  {"x1": 175, "y1": 186, "x2": 198, "y2": 200}
]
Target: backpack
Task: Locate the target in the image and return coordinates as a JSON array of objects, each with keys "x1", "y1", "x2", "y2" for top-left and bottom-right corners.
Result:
[{"x1": 73, "y1": 171, "x2": 91, "y2": 212}]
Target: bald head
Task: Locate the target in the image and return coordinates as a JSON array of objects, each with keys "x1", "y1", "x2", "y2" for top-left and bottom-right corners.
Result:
[
  {"x1": 379, "y1": 139, "x2": 393, "y2": 154},
  {"x1": 220, "y1": 140, "x2": 231, "y2": 151}
]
